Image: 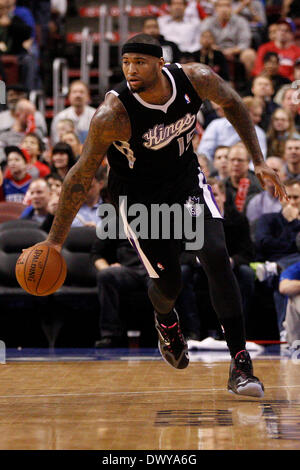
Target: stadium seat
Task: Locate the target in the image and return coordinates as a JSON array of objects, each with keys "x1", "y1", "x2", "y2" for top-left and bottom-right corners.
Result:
[{"x1": 0, "y1": 219, "x2": 39, "y2": 232}]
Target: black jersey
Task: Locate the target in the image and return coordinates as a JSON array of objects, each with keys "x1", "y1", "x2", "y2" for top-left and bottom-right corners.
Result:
[{"x1": 106, "y1": 63, "x2": 202, "y2": 204}]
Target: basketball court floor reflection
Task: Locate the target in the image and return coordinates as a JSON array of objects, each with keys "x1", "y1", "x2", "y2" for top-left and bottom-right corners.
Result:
[{"x1": 0, "y1": 347, "x2": 299, "y2": 450}]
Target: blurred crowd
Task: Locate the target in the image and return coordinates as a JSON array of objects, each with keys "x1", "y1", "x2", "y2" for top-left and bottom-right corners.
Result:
[{"x1": 0, "y1": 0, "x2": 300, "y2": 350}]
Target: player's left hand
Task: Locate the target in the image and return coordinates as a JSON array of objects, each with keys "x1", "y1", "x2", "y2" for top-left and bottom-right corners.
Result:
[{"x1": 254, "y1": 162, "x2": 289, "y2": 202}]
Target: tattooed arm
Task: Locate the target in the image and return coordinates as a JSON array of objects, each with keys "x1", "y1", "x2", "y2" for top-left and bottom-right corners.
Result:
[
  {"x1": 46, "y1": 93, "x2": 131, "y2": 251},
  {"x1": 183, "y1": 63, "x2": 288, "y2": 201}
]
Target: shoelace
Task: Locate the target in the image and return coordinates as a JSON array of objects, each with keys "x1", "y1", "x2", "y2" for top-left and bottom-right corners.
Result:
[{"x1": 159, "y1": 322, "x2": 184, "y2": 352}]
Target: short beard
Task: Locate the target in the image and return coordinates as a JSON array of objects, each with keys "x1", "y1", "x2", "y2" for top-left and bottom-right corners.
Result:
[{"x1": 128, "y1": 83, "x2": 146, "y2": 94}]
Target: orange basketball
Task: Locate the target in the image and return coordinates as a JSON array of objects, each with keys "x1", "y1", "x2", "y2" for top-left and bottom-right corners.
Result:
[{"x1": 15, "y1": 244, "x2": 67, "y2": 296}]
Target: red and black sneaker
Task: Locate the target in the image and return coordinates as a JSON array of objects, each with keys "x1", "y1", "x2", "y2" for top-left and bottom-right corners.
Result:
[
  {"x1": 228, "y1": 350, "x2": 264, "y2": 397},
  {"x1": 154, "y1": 310, "x2": 189, "y2": 369}
]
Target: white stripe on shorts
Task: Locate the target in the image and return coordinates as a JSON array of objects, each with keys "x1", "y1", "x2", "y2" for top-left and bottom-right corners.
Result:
[
  {"x1": 198, "y1": 169, "x2": 223, "y2": 219},
  {"x1": 119, "y1": 199, "x2": 159, "y2": 278}
]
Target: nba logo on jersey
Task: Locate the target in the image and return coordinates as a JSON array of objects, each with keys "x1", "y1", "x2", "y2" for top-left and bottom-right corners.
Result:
[{"x1": 184, "y1": 94, "x2": 191, "y2": 104}]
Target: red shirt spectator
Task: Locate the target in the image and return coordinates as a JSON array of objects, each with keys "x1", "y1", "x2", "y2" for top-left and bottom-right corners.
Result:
[{"x1": 253, "y1": 19, "x2": 300, "y2": 81}]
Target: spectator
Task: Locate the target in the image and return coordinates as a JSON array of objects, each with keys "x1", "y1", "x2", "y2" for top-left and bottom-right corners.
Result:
[
  {"x1": 50, "y1": 142, "x2": 76, "y2": 180},
  {"x1": 56, "y1": 119, "x2": 75, "y2": 142},
  {"x1": 0, "y1": 0, "x2": 37, "y2": 90},
  {"x1": 142, "y1": 17, "x2": 181, "y2": 63},
  {"x1": 0, "y1": 99, "x2": 44, "y2": 165},
  {"x1": 279, "y1": 262, "x2": 300, "y2": 351},
  {"x1": 20, "y1": 178, "x2": 51, "y2": 223},
  {"x1": 267, "y1": 108, "x2": 298, "y2": 158},
  {"x1": 211, "y1": 145, "x2": 230, "y2": 180},
  {"x1": 260, "y1": 52, "x2": 291, "y2": 95},
  {"x1": 61, "y1": 131, "x2": 82, "y2": 160},
  {"x1": 284, "y1": 138, "x2": 300, "y2": 180},
  {"x1": 72, "y1": 168, "x2": 107, "y2": 228},
  {"x1": 157, "y1": 0, "x2": 202, "y2": 54},
  {"x1": 51, "y1": 142, "x2": 76, "y2": 179},
  {"x1": 186, "y1": 30, "x2": 230, "y2": 81},
  {"x1": 50, "y1": 81, "x2": 96, "y2": 144},
  {"x1": 91, "y1": 216, "x2": 149, "y2": 348},
  {"x1": 197, "y1": 100, "x2": 267, "y2": 162},
  {"x1": 200, "y1": 0, "x2": 254, "y2": 77},
  {"x1": 1, "y1": 145, "x2": 31, "y2": 202},
  {"x1": 278, "y1": 87, "x2": 300, "y2": 133},
  {"x1": 0, "y1": 84, "x2": 47, "y2": 136},
  {"x1": 45, "y1": 172, "x2": 63, "y2": 196},
  {"x1": 253, "y1": 19, "x2": 300, "y2": 81},
  {"x1": 233, "y1": 0, "x2": 267, "y2": 48},
  {"x1": 246, "y1": 156, "x2": 285, "y2": 226},
  {"x1": 250, "y1": 76, "x2": 279, "y2": 131},
  {"x1": 225, "y1": 142, "x2": 262, "y2": 211},
  {"x1": 21, "y1": 133, "x2": 50, "y2": 178}
]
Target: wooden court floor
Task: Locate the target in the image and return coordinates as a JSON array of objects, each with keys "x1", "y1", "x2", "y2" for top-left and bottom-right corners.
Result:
[{"x1": 0, "y1": 355, "x2": 299, "y2": 450}]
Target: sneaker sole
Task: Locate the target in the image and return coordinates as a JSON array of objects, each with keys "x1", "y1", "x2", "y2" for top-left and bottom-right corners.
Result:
[
  {"x1": 228, "y1": 382, "x2": 264, "y2": 398},
  {"x1": 158, "y1": 340, "x2": 189, "y2": 370}
]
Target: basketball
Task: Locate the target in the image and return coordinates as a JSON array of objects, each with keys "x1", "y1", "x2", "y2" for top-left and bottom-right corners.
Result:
[{"x1": 15, "y1": 244, "x2": 67, "y2": 296}]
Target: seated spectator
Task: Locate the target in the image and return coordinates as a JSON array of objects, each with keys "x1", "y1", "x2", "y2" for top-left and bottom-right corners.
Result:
[
  {"x1": 0, "y1": 84, "x2": 47, "y2": 136},
  {"x1": 284, "y1": 138, "x2": 300, "y2": 180},
  {"x1": 61, "y1": 131, "x2": 82, "y2": 160},
  {"x1": 21, "y1": 133, "x2": 50, "y2": 178},
  {"x1": 185, "y1": 30, "x2": 230, "y2": 81},
  {"x1": 142, "y1": 17, "x2": 181, "y2": 63},
  {"x1": 246, "y1": 156, "x2": 285, "y2": 227},
  {"x1": 157, "y1": 0, "x2": 202, "y2": 54},
  {"x1": 50, "y1": 142, "x2": 76, "y2": 180},
  {"x1": 254, "y1": 179, "x2": 300, "y2": 335},
  {"x1": 210, "y1": 145, "x2": 230, "y2": 180},
  {"x1": 225, "y1": 142, "x2": 262, "y2": 212},
  {"x1": 277, "y1": 86, "x2": 300, "y2": 133},
  {"x1": 197, "y1": 100, "x2": 267, "y2": 162},
  {"x1": 279, "y1": 261, "x2": 300, "y2": 351},
  {"x1": 56, "y1": 119, "x2": 75, "y2": 142},
  {"x1": 50, "y1": 81, "x2": 96, "y2": 144},
  {"x1": 250, "y1": 76, "x2": 279, "y2": 131},
  {"x1": 91, "y1": 216, "x2": 149, "y2": 348},
  {"x1": 267, "y1": 108, "x2": 299, "y2": 158},
  {"x1": 0, "y1": 0, "x2": 37, "y2": 90},
  {"x1": 233, "y1": 0, "x2": 267, "y2": 48},
  {"x1": 0, "y1": 146, "x2": 32, "y2": 202},
  {"x1": 0, "y1": 99, "x2": 43, "y2": 164},
  {"x1": 200, "y1": 0, "x2": 254, "y2": 78},
  {"x1": 45, "y1": 172, "x2": 63, "y2": 196},
  {"x1": 260, "y1": 52, "x2": 291, "y2": 95},
  {"x1": 20, "y1": 178, "x2": 51, "y2": 224},
  {"x1": 253, "y1": 19, "x2": 300, "y2": 81},
  {"x1": 72, "y1": 168, "x2": 107, "y2": 228}
]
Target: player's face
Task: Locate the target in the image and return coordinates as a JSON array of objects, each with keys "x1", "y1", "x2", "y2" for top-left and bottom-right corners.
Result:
[{"x1": 122, "y1": 53, "x2": 163, "y2": 93}]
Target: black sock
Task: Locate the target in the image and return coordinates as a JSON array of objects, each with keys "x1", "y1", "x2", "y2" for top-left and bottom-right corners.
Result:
[
  {"x1": 155, "y1": 309, "x2": 178, "y2": 326},
  {"x1": 220, "y1": 316, "x2": 246, "y2": 358}
]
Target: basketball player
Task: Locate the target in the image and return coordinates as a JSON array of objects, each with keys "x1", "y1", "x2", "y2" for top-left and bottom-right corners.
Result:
[{"x1": 33, "y1": 34, "x2": 288, "y2": 397}]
